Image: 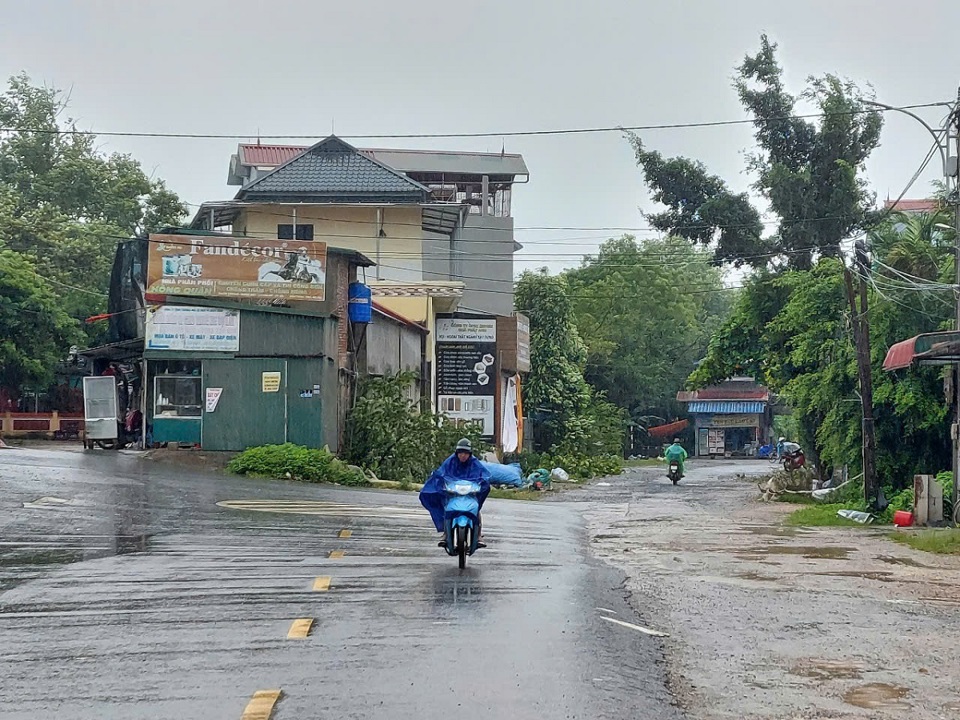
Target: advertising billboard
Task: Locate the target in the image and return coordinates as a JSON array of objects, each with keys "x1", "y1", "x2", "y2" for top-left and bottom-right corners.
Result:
[
  {"x1": 146, "y1": 234, "x2": 327, "y2": 302},
  {"x1": 435, "y1": 315, "x2": 497, "y2": 438}
]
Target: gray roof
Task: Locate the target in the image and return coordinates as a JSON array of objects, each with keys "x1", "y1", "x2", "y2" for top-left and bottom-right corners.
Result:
[
  {"x1": 364, "y1": 148, "x2": 528, "y2": 180},
  {"x1": 236, "y1": 136, "x2": 430, "y2": 203}
]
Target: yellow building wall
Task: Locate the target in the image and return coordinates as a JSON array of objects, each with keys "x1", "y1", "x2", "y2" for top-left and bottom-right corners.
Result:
[{"x1": 239, "y1": 205, "x2": 424, "y2": 281}]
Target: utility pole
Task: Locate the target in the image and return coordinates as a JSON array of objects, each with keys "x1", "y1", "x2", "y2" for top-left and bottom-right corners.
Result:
[
  {"x1": 951, "y1": 88, "x2": 960, "y2": 517},
  {"x1": 844, "y1": 240, "x2": 878, "y2": 508}
]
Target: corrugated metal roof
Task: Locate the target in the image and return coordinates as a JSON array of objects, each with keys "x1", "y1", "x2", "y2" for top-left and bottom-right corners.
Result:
[
  {"x1": 237, "y1": 144, "x2": 528, "y2": 177},
  {"x1": 688, "y1": 401, "x2": 766, "y2": 414},
  {"x1": 883, "y1": 198, "x2": 941, "y2": 213},
  {"x1": 240, "y1": 145, "x2": 304, "y2": 166},
  {"x1": 236, "y1": 136, "x2": 429, "y2": 202}
]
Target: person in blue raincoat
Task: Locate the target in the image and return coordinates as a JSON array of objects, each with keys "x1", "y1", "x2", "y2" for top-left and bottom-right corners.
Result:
[{"x1": 419, "y1": 438, "x2": 491, "y2": 547}]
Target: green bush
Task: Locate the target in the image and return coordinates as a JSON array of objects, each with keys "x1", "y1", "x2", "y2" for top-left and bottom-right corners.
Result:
[
  {"x1": 936, "y1": 471, "x2": 954, "y2": 519},
  {"x1": 506, "y1": 450, "x2": 623, "y2": 480},
  {"x1": 344, "y1": 372, "x2": 487, "y2": 484},
  {"x1": 228, "y1": 443, "x2": 367, "y2": 486}
]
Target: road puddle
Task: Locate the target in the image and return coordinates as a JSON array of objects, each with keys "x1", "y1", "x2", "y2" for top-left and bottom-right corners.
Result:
[
  {"x1": 743, "y1": 525, "x2": 802, "y2": 537},
  {"x1": 790, "y1": 659, "x2": 863, "y2": 680},
  {"x1": 843, "y1": 683, "x2": 910, "y2": 709},
  {"x1": 814, "y1": 570, "x2": 895, "y2": 582},
  {"x1": 877, "y1": 555, "x2": 934, "y2": 569},
  {"x1": 736, "y1": 545, "x2": 852, "y2": 560}
]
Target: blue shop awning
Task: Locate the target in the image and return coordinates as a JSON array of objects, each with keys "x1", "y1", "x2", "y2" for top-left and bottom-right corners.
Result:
[{"x1": 687, "y1": 401, "x2": 766, "y2": 414}]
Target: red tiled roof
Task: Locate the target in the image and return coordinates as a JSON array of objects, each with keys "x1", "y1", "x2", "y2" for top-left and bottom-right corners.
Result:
[
  {"x1": 883, "y1": 198, "x2": 941, "y2": 213},
  {"x1": 240, "y1": 144, "x2": 306, "y2": 166},
  {"x1": 694, "y1": 388, "x2": 769, "y2": 401},
  {"x1": 646, "y1": 419, "x2": 689, "y2": 438}
]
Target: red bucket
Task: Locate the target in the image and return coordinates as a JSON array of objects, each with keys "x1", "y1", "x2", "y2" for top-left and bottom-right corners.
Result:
[{"x1": 893, "y1": 510, "x2": 914, "y2": 527}]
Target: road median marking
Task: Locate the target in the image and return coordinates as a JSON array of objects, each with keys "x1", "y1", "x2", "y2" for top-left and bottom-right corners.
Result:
[
  {"x1": 286, "y1": 618, "x2": 314, "y2": 639},
  {"x1": 241, "y1": 689, "x2": 282, "y2": 720},
  {"x1": 313, "y1": 576, "x2": 331, "y2": 592},
  {"x1": 329, "y1": 550, "x2": 345, "y2": 559},
  {"x1": 601, "y1": 615, "x2": 670, "y2": 638},
  {"x1": 338, "y1": 529, "x2": 352, "y2": 539}
]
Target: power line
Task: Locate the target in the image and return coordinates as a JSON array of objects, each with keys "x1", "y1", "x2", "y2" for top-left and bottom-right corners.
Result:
[{"x1": 0, "y1": 102, "x2": 945, "y2": 141}]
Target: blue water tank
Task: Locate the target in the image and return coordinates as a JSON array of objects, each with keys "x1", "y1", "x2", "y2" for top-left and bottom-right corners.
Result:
[{"x1": 348, "y1": 282, "x2": 373, "y2": 323}]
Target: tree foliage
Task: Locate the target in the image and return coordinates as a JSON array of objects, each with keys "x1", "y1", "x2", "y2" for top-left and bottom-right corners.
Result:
[
  {"x1": 0, "y1": 73, "x2": 186, "y2": 394},
  {"x1": 566, "y1": 236, "x2": 731, "y2": 422},
  {"x1": 628, "y1": 35, "x2": 882, "y2": 270},
  {"x1": 0, "y1": 248, "x2": 79, "y2": 390},
  {"x1": 691, "y1": 209, "x2": 956, "y2": 486},
  {"x1": 515, "y1": 270, "x2": 625, "y2": 455}
]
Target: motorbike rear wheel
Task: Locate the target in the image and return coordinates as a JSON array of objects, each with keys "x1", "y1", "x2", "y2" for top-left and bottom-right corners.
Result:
[{"x1": 456, "y1": 525, "x2": 467, "y2": 569}]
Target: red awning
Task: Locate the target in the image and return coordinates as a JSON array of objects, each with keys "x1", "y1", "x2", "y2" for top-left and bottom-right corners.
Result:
[
  {"x1": 883, "y1": 331, "x2": 960, "y2": 371},
  {"x1": 646, "y1": 419, "x2": 689, "y2": 438},
  {"x1": 883, "y1": 335, "x2": 921, "y2": 371}
]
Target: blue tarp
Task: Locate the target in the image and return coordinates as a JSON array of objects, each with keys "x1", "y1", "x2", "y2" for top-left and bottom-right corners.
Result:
[
  {"x1": 481, "y1": 461, "x2": 525, "y2": 487},
  {"x1": 419, "y1": 454, "x2": 491, "y2": 532}
]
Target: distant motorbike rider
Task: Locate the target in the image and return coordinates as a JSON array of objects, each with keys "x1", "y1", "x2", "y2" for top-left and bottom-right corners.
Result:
[
  {"x1": 777, "y1": 436, "x2": 801, "y2": 459},
  {"x1": 664, "y1": 438, "x2": 688, "y2": 478}
]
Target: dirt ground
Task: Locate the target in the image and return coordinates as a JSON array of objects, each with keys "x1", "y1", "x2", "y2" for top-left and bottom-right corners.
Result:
[{"x1": 583, "y1": 460, "x2": 960, "y2": 720}]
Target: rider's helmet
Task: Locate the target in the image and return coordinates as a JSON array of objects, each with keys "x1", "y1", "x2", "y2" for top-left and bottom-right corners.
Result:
[
  {"x1": 673, "y1": 438, "x2": 681, "y2": 443},
  {"x1": 455, "y1": 438, "x2": 473, "y2": 453},
  {"x1": 778, "y1": 436, "x2": 786, "y2": 443}
]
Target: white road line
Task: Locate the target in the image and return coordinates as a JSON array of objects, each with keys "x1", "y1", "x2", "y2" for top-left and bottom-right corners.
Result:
[{"x1": 601, "y1": 615, "x2": 670, "y2": 638}]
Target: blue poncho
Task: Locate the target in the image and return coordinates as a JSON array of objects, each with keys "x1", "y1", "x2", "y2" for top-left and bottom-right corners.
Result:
[{"x1": 419, "y1": 454, "x2": 492, "y2": 532}]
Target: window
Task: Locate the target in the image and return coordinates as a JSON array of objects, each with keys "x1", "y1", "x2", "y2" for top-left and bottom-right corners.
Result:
[
  {"x1": 277, "y1": 224, "x2": 314, "y2": 241},
  {"x1": 154, "y1": 376, "x2": 202, "y2": 418}
]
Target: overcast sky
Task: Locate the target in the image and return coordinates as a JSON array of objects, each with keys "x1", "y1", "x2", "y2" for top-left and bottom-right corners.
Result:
[{"x1": 2, "y1": 0, "x2": 958, "y2": 275}]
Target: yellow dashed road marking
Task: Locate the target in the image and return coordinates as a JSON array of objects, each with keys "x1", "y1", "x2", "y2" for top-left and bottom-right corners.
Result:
[
  {"x1": 286, "y1": 618, "x2": 314, "y2": 639},
  {"x1": 241, "y1": 689, "x2": 282, "y2": 720},
  {"x1": 338, "y1": 529, "x2": 352, "y2": 539},
  {"x1": 313, "y1": 576, "x2": 331, "y2": 592},
  {"x1": 329, "y1": 550, "x2": 345, "y2": 559}
]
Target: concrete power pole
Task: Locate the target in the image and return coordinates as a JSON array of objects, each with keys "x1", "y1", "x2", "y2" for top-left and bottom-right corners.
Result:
[{"x1": 952, "y1": 88, "x2": 960, "y2": 518}]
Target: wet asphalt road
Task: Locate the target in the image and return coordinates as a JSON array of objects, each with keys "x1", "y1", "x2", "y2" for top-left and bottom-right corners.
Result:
[{"x1": 0, "y1": 446, "x2": 680, "y2": 720}]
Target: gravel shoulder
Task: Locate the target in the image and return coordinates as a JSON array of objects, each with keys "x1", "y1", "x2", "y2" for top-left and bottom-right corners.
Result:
[{"x1": 582, "y1": 460, "x2": 960, "y2": 719}]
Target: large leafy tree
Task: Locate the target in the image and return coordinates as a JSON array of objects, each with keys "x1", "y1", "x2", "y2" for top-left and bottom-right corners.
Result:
[
  {"x1": 692, "y1": 211, "x2": 955, "y2": 486},
  {"x1": 0, "y1": 248, "x2": 79, "y2": 391},
  {"x1": 566, "y1": 235, "x2": 730, "y2": 422},
  {"x1": 0, "y1": 74, "x2": 186, "y2": 395},
  {"x1": 628, "y1": 35, "x2": 882, "y2": 270},
  {"x1": 515, "y1": 270, "x2": 624, "y2": 454}
]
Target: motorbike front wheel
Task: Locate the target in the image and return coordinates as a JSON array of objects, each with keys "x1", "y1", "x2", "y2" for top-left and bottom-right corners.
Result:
[{"x1": 456, "y1": 525, "x2": 468, "y2": 569}]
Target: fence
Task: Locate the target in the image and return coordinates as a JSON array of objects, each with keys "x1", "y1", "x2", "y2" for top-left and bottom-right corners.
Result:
[{"x1": 0, "y1": 412, "x2": 85, "y2": 439}]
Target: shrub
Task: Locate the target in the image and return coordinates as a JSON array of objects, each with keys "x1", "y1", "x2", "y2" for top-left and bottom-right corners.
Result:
[
  {"x1": 228, "y1": 443, "x2": 367, "y2": 486},
  {"x1": 344, "y1": 372, "x2": 487, "y2": 483},
  {"x1": 506, "y1": 450, "x2": 623, "y2": 480}
]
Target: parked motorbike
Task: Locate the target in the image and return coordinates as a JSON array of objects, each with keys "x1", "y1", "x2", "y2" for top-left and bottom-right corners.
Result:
[
  {"x1": 667, "y1": 461, "x2": 682, "y2": 485},
  {"x1": 781, "y1": 450, "x2": 806, "y2": 472},
  {"x1": 440, "y1": 477, "x2": 483, "y2": 569}
]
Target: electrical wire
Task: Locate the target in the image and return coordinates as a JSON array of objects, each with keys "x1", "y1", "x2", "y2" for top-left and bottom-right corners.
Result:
[{"x1": 0, "y1": 102, "x2": 944, "y2": 140}]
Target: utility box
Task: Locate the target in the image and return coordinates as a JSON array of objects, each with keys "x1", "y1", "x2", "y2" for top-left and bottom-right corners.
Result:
[{"x1": 913, "y1": 474, "x2": 944, "y2": 526}]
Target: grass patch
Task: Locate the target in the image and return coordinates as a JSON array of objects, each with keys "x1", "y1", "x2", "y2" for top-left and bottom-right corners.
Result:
[
  {"x1": 775, "y1": 492, "x2": 817, "y2": 505},
  {"x1": 624, "y1": 458, "x2": 662, "y2": 468},
  {"x1": 891, "y1": 529, "x2": 960, "y2": 555},
  {"x1": 488, "y1": 487, "x2": 543, "y2": 501},
  {"x1": 785, "y1": 503, "x2": 870, "y2": 527}
]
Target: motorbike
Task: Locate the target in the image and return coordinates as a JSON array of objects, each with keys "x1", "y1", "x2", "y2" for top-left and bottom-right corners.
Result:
[
  {"x1": 441, "y1": 477, "x2": 483, "y2": 569},
  {"x1": 781, "y1": 450, "x2": 806, "y2": 472},
  {"x1": 667, "y1": 461, "x2": 682, "y2": 485}
]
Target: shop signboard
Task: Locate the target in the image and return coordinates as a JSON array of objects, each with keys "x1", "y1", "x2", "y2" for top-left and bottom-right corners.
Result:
[{"x1": 435, "y1": 315, "x2": 497, "y2": 438}]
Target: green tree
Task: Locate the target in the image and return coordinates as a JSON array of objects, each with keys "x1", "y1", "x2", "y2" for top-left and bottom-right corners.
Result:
[
  {"x1": 0, "y1": 73, "x2": 187, "y2": 394},
  {"x1": 515, "y1": 270, "x2": 624, "y2": 454},
  {"x1": 0, "y1": 248, "x2": 79, "y2": 391},
  {"x1": 566, "y1": 235, "x2": 730, "y2": 422},
  {"x1": 628, "y1": 35, "x2": 882, "y2": 270}
]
